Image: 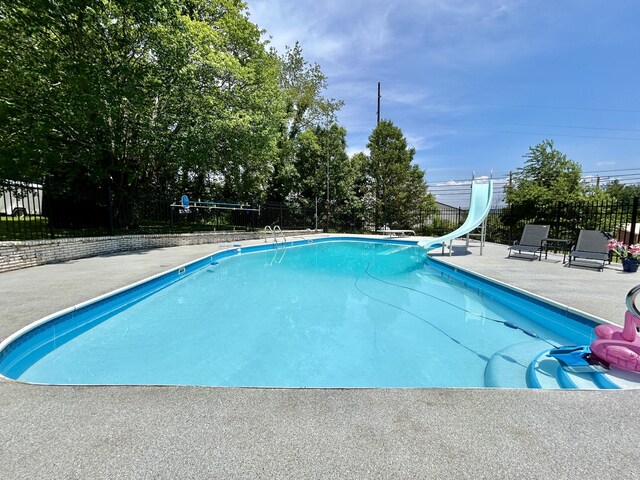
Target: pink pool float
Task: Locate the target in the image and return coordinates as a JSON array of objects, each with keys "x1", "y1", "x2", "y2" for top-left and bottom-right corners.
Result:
[{"x1": 591, "y1": 309, "x2": 640, "y2": 373}]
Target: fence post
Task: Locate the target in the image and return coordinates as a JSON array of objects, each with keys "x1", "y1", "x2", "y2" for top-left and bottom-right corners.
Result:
[
  {"x1": 44, "y1": 180, "x2": 56, "y2": 239},
  {"x1": 508, "y1": 204, "x2": 513, "y2": 245},
  {"x1": 170, "y1": 202, "x2": 174, "y2": 233},
  {"x1": 630, "y1": 196, "x2": 639, "y2": 244},
  {"x1": 555, "y1": 201, "x2": 562, "y2": 240},
  {"x1": 107, "y1": 186, "x2": 114, "y2": 236}
]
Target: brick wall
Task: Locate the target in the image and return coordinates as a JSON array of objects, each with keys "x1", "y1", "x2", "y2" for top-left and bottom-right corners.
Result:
[{"x1": 0, "y1": 230, "x2": 315, "y2": 273}]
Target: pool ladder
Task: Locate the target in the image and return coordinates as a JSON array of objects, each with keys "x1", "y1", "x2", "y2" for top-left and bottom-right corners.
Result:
[
  {"x1": 264, "y1": 225, "x2": 286, "y2": 244},
  {"x1": 264, "y1": 225, "x2": 287, "y2": 264}
]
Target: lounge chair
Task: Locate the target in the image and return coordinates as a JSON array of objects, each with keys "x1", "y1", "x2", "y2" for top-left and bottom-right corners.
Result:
[
  {"x1": 507, "y1": 224, "x2": 550, "y2": 261},
  {"x1": 567, "y1": 230, "x2": 610, "y2": 271}
]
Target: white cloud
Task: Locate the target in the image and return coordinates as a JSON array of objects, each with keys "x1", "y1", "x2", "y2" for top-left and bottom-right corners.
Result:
[
  {"x1": 249, "y1": 0, "x2": 533, "y2": 68},
  {"x1": 404, "y1": 132, "x2": 436, "y2": 152},
  {"x1": 246, "y1": 0, "x2": 535, "y2": 140},
  {"x1": 383, "y1": 88, "x2": 427, "y2": 106},
  {"x1": 245, "y1": 1, "x2": 640, "y2": 179},
  {"x1": 433, "y1": 176, "x2": 507, "y2": 186},
  {"x1": 438, "y1": 179, "x2": 472, "y2": 186}
]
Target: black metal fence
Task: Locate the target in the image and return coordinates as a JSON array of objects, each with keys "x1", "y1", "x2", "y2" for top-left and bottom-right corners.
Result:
[
  {"x1": 423, "y1": 197, "x2": 639, "y2": 246},
  {"x1": 0, "y1": 179, "x2": 319, "y2": 241},
  {"x1": 1, "y1": 178, "x2": 639, "y2": 245},
  {"x1": 487, "y1": 198, "x2": 639, "y2": 245},
  {"x1": 1, "y1": 180, "x2": 51, "y2": 240}
]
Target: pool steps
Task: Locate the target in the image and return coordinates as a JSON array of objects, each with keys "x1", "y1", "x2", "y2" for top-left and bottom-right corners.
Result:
[{"x1": 485, "y1": 341, "x2": 640, "y2": 389}]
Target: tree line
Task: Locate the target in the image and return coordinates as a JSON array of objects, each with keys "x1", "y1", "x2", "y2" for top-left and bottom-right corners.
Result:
[
  {"x1": 505, "y1": 139, "x2": 640, "y2": 205},
  {"x1": 3, "y1": 1, "x2": 634, "y2": 234},
  {"x1": 0, "y1": 0, "x2": 435, "y2": 231}
]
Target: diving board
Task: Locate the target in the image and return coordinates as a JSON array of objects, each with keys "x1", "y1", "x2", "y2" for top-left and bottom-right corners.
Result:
[
  {"x1": 418, "y1": 179, "x2": 494, "y2": 255},
  {"x1": 171, "y1": 195, "x2": 260, "y2": 213}
]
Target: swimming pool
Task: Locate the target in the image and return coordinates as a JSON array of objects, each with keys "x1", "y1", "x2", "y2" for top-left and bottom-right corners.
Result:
[{"x1": 1, "y1": 237, "x2": 638, "y2": 389}]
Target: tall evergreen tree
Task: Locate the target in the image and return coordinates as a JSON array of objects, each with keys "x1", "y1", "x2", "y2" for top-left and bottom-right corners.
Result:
[
  {"x1": 365, "y1": 120, "x2": 434, "y2": 230},
  {"x1": 293, "y1": 124, "x2": 360, "y2": 230}
]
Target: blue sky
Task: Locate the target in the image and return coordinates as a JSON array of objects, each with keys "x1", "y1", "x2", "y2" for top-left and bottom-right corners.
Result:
[{"x1": 246, "y1": 1, "x2": 640, "y2": 206}]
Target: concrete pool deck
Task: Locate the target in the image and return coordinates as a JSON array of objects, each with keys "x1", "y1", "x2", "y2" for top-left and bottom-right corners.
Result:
[{"x1": 1, "y1": 235, "x2": 639, "y2": 479}]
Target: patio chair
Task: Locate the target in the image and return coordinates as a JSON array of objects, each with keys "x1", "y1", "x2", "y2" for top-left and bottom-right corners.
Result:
[
  {"x1": 567, "y1": 230, "x2": 610, "y2": 271},
  {"x1": 507, "y1": 224, "x2": 550, "y2": 261}
]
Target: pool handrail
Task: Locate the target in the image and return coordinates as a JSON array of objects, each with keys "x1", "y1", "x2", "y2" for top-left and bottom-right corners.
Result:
[
  {"x1": 273, "y1": 225, "x2": 286, "y2": 244},
  {"x1": 627, "y1": 284, "x2": 640, "y2": 318}
]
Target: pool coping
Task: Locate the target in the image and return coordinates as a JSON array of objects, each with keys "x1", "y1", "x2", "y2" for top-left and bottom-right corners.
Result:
[{"x1": 425, "y1": 254, "x2": 608, "y2": 329}]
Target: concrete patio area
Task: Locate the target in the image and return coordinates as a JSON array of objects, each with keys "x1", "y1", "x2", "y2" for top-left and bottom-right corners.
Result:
[{"x1": 1, "y1": 235, "x2": 639, "y2": 479}]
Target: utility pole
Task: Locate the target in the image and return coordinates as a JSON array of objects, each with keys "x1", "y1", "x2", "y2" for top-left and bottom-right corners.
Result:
[{"x1": 377, "y1": 81, "x2": 381, "y2": 125}]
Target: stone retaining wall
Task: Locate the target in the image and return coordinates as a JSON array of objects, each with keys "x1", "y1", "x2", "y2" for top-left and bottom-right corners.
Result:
[{"x1": 0, "y1": 230, "x2": 315, "y2": 273}]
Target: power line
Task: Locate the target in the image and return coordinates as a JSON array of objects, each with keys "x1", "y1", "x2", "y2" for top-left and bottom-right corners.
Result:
[
  {"x1": 598, "y1": 174, "x2": 640, "y2": 180},
  {"x1": 488, "y1": 121, "x2": 640, "y2": 133},
  {"x1": 468, "y1": 102, "x2": 640, "y2": 114},
  {"x1": 430, "y1": 177, "x2": 640, "y2": 188},
  {"x1": 427, "y1": 168, "x2": 640, "y2": 184},
  {"x1": 426, "y1": 176, "x2": 509, "y2": 183},
  {"x1": 429, "y1": 176, "x2": 640, "y2": 193},
  {"x1": 583, "y1": 167, "x2": 640, "y2": 174},
  {"x1": 587, "y1": 175, "x2": 640, "y2": 182},
  {"x1": 610, "y1": 174, "x2": 640, "y2": 179},
  {"x1": 436, "y1": 127, "x2": 640, "y2": 142}
]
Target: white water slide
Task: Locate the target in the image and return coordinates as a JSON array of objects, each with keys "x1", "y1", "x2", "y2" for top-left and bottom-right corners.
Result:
[{"x1": 418, "y1": 179, "x2": 494, "y2": 255}]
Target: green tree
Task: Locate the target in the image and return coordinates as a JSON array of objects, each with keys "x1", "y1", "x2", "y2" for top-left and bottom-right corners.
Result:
[
  {"x1": 316, "y1": 124, "x2": 359, "y2": 230},
  {"x1": 267, "y1": 43, "x2": 342, "y2": 201},
  {"x1": 279, "y1": 42, "x2": 342, "y2": 140},
  {"x1": 0, "y1": 0, "x2": 284, "y2": 224},
  {"x1": 365, "y1": 120, "x2": 434, "y2": 230},
  {"x1": 348, "y1": 152, "x2": 371, "y2": 227},
  {"x1": 292, "y1": 123, "x2": 361, "y2": 230},
  {"x1": 605, "y1": 180, "x2": 640, "y2": 203},
  {"x1": 505, "y1": 140, "x2": 585, "y2": 204}
]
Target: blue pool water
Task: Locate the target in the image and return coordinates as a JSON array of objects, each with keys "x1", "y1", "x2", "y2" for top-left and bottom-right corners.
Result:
[{"x1": 0, "y1": 239, "x2": 598, "y2": 387}]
